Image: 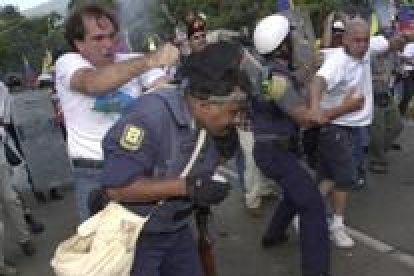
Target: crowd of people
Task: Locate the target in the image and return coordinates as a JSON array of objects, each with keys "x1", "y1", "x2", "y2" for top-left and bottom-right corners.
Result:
[{"x1": 1, "y1": 2, "x2": 414, "y2": 276}]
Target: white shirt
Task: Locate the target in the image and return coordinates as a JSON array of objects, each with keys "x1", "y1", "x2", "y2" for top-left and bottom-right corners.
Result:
[
  {"x1": 316, "y1": 36, "x2": 389, "y2": 127},
  {"x1": 0, "y1": 81, "x2": 11, "y2": 139},
  {"x1": 401, "y1": 42, "x2": 414, "y2": 71},
  {"x1": 55, "y1": 52, "x2": 143, "y2": 160}
]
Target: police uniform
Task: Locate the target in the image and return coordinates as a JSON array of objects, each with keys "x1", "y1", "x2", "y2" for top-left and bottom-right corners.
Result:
[
  {"x1": 100, "y1": 87, "x2": 220, "y2": 276},
  {"x1": 248, "y1": 59, "x2": 330, "y2": 276}
]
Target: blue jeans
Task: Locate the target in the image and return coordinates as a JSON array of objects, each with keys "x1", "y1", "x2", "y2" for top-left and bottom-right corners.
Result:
[{"x1": 72, "y1": 167, "x2": 103, "y2": 222}]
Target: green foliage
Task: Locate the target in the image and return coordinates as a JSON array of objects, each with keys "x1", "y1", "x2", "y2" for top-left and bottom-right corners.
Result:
[
  {"x1": 0, "y1": 6, "x2": 66, "y2": 77},
  {"x1": 68, "y1": 0, "x2": 118, "y2": 11}
]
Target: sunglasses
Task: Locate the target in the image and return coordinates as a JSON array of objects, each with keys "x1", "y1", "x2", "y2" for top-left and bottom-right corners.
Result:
[{"x1": 191, "y1": 33, "x2": 206, "y2": 41}]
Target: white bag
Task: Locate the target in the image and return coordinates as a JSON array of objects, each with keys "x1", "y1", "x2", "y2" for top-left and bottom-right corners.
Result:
[
  {"x1": 51, "y1": 202, "x2": 148, "y2": 276},
  {"x1": 51, "y1": 129, "x2": 207, "y2": 276}
]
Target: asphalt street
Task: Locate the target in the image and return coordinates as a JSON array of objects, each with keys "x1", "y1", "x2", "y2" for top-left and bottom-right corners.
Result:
[{"x1": 4, "y1": 121, "x2": 414, "y2": 276}]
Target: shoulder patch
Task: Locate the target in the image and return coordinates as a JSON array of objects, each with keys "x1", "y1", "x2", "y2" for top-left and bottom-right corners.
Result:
[
  {"x1": 268, "y1": 75, "x2": 287, "y2": 101},
  {"x1": 119, "y1": 124, "x2": 144, "y2": 151}
]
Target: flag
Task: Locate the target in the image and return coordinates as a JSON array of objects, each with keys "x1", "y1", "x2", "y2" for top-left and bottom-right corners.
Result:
[
  {"x1": 370, "y1": 13, "x2": 379, "y2": 35},
  {"x1": 42, "y1": 49, "x2": 53, "y2": 74},
  {"x1": 276, "y1": 0, "x2": 294, "y2": 11},
  {"x1": 22, "y1": 55, "x2": 37, "y2": 88}
]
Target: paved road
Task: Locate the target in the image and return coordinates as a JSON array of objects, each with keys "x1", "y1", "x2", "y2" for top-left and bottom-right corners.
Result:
[{"x1": 5, "y1": 123, "x2": 414, "y2": 276}]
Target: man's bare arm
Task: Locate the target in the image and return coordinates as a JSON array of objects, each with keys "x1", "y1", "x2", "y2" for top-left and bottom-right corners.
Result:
[
  {"x1": 105, "y1": 178, "x2": 187, "y2": 203},
  {"x1": 71, "y1": 43, "x2": 179, "y2": 96},
  {"x1": 308, "y1": 75, "x2": 327, "y2": 111}
]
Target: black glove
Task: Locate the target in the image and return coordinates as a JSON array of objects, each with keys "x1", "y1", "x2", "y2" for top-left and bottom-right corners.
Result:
[
  {"x1": 186, "y1": 173, "x2": 231, "y2": 207},
  {"x1": 88, "y1": 188, "x2": 110, "y2": 216}
]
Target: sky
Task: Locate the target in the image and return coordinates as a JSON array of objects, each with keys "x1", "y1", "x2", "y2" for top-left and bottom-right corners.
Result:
[{"x1": 0, "y1": 0, "x2": 50, "y2": 11}]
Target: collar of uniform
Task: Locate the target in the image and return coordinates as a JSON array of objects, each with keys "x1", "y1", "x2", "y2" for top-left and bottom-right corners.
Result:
[{"x1": 155, "y1": 88, "x2": 193, "y2": 127}]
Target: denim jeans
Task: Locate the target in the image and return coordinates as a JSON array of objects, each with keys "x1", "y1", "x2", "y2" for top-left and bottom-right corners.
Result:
[{"x1": 72, "y1": 167, "x2": 103, "y2": 222}]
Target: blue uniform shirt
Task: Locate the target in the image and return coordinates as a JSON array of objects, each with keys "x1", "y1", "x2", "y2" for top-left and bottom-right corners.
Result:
[
  {"x1": 248, "y1": 59, "x2": 304, "y2": 138},
  {"x1": 101, "y1": 88, "x2": 220, "y2": 233}
]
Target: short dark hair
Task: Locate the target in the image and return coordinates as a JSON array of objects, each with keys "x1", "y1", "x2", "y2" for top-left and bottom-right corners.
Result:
[
  {"x1": 181, "y1": 42, "x2": 251, "y2": 100},
  {"x1": 64, "y1": 3, "x2": 119, "y2": 51}
]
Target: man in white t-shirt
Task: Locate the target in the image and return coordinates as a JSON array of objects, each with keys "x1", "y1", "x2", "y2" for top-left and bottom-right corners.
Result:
[
  {"x1": 55, "y1": 3, "x2": 178, "y2": 221},
  {"x1": 309, "y1": 17, "x2": 412, "y2": 248}
]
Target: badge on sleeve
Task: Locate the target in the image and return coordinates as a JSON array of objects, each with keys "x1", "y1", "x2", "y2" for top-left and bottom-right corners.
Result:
[
  {"x1": 119, "y1": 124, "x2": 144, "y2": 151},
  {"x1": 265, "y1": 75, "x2": 287, "y2": 101}
]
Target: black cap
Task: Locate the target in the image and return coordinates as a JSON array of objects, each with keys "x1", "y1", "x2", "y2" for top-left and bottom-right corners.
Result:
[{"x1": 180, "y1": 41, "x2": 250, "y2": 101}]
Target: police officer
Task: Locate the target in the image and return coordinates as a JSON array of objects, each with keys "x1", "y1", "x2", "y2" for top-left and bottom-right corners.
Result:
[
  {"x1": 247, "y1": 15, "x2": 364, "y2": 276},
  {"x1": 98, "y1": 42, "x2": 249, "y2": 276}
]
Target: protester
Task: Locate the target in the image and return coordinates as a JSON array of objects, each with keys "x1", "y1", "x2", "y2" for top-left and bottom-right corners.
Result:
[
  {"x1": 55, "y1": 3, "x2": 178, "y2": 221},
  {"x1": 309, "y1": 16, "x2": 414, "y2": 248}
]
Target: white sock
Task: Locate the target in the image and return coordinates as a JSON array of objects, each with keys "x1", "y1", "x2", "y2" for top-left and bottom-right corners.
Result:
[{"x1": 331, "y1": 214, "x2": 344, "y2": 228}]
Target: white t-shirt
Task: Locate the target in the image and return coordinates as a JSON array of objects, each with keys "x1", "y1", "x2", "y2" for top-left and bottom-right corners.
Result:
[
  {"x1": 401, "y1": 42, "x2": 414, "y2": 71},
  {"x1": 316, "y1": 36, "x2": 389, "y2": 127},
  {"x1": 55, "y1": 52, "x2": 143, "y2": 160}
]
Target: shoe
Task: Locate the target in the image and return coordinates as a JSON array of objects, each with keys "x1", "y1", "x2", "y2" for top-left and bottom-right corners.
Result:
[
  {"x1": 49, "y1": 188, "x2": 64, "y2": 200},
  {"x1": 261, "y1": 233, "x2": 288, "y2": 248},
  {"x1": 20, "y1": 240, "x2": 36, "y2": 256},
  {"x1": 0, "y1": 264, "x2": 18, "y2": 276},
  {"x1": 330, "y1": 226, "x2": 354, "y2": 248},
  {"x1": 24, "y1": 214, "x2": 44, "y2": 234}
]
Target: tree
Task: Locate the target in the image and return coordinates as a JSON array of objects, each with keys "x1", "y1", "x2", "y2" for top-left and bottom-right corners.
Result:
[{"x1": 68, "y1": 0, "x2": 118, "y2": 11}]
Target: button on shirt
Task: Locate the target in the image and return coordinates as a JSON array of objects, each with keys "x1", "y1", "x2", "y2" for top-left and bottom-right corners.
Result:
[{"x1": 316, "y1": 36, "x2": 389, "y2": 126}]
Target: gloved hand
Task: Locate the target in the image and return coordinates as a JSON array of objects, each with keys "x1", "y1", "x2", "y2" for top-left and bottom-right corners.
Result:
[
  {"x1": 185, "y1": 173, "x2": 231, "y2": 206},
  {"x1": 88, "y1": 188, "x2": 110, "y2": 216}
]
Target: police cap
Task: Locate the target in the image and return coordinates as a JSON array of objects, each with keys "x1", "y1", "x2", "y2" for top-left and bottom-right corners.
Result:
[{"x1": 181, "y1": 41, "x2": 251, "y2": 102}]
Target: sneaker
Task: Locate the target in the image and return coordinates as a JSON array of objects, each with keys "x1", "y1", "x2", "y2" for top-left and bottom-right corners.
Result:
[
  {"x1": 0, "y1": 264, "x2": 18, "y2": 275},
  {"x1": 330, "y1": 226, "x2": 354, "y2": 248},
  {"x1": 20, "y1": 240, "x2": 36, "y2": 256}
]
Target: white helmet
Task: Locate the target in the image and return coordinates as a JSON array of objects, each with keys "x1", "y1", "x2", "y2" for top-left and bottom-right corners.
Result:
[{"x1": 253, "y1": 14, "x2": 290, "y2": 55}]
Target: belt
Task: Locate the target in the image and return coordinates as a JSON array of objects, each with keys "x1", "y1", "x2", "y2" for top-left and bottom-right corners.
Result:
[{"x1": 72, "y1": 158, "x2": 104, "y2": 168}]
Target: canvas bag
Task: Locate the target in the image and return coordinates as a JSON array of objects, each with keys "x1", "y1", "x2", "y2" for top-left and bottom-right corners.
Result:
[{"x1": 50, "y1": 129, "x2": 207, "y2": 276}]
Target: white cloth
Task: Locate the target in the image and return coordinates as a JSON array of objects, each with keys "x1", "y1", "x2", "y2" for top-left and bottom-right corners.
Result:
[
  {"x1": 51, "y1": 202, "x2": 148, "y2": 276},
  {"x1": 55, "y1": 52, "x2": 143, "y2": 160},
  {"x1": 400, "y1": 42, "x2": 414, "y2": 71},
  {"x1": 316, "y1": 36, "x2": 389, "y2": 127}
]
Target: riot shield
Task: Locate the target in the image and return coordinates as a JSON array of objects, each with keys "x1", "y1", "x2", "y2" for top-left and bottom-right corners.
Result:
[
  {"x1": 10, "y1": 89, "x2": 72, "y2": 194},
  {"x1": 280, "y1": 9, "x2": 316, "y2": 70}
]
